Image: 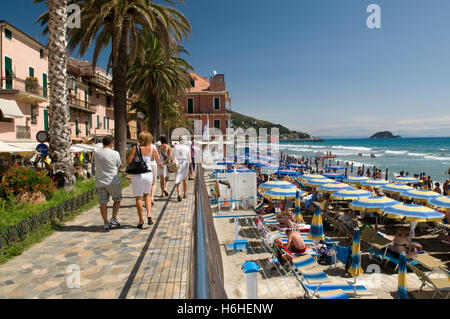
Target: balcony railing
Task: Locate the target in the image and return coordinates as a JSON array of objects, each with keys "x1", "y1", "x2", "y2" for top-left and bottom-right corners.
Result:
[
  {"x1": 68, "y1": 96, "x2": 96, "y2": 113},
  {"x1": 1, "y1": 77, "x2": 47, "y2": 100}
]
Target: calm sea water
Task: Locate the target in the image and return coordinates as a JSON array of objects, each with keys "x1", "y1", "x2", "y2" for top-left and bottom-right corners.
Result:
[{"x1": 279, "y1": 137, "x2": 450, "y2": 184}]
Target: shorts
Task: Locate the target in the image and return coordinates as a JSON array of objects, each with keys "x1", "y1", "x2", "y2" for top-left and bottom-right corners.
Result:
[
  {"x1": 97, "y1": 183, "x2": 122, "y2": 204},
  {"x1": 291, "y1": 246, "x2": 307, "y2": 254}
]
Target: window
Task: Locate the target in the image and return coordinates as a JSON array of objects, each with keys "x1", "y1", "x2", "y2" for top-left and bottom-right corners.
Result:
[
  {"x1": 85, "y1": 121, "x2": 89, "y2": 136},
  {"x1": 88, "y1": 86, "x2": 92, "y2": 96},
  {"x1": 103, "y1": 116, "x2": 106, "y2": 129},
  {"x1": 30, "y1": 105, "x2": 38, "y2": 124},
  {"x1": 214, "y1": 119, "x2": 221, "y2": 130},
  {"x1": 106, "y1": 96, "x2": 111, "y2": 107},
  {"x1": 75, "y1": 119, "x2": 79, "y2": 136},
  {"x1": 40, "y1": 48, "x2": 44, "y2": 59},
  {"x1": 89, "y1": 115, "x2": 92, "y2": 128},
  {"x1": 29, "y1": 67, "x2": 34, "y2": 77},
  {"x1": 214, "y1": 97, "x2": 220, "y2": 110},
  {"x1": 0, "y1": 110, "x2": 11, "y2": 123},
  {"x1": 187, "y1": 98, "x2": 194, "y2": 114},
  {"x1": 96, "y1": 115, "x2": 100, "y2": 129},
  {"x1": 106, "y1": 117, "x2": 110, "y2": 130},
  {"x1": 5, "y1": 28, "x2": 12, "y2": 40}
]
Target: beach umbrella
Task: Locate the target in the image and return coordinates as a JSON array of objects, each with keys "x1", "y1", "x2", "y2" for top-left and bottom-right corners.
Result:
[
  {"x1": 342, "y1": 176, "x2": 370, "y2": 185},
  {"x1": 295, "y1": 190, "x2": 302, "y2": 216},
  {"x1": 263, "y1": 188, "x2": 305, "y2": 200},
  {"x1": 398, "y1": 253, "x2": 408, "y2": 299},
  {"x1": 323, "y1": 173, "x2": 345, "y2": 180},
  {"x1": 428, "y1": 196, "x2": 450, "y2": 212},
  {"x1": 287, "y1": 164, "x2": 306, "y2": 169},
  {"x1": 400, "y1": 189, "x2": 441, "y2": 203},
  {"x1": 258, "y1": 180, "x2": 296, "y2": 192},
  {"x1": 350, "y1": 196, "x2": 399, "y2": 213},
  {"x1": 349, "y1": 228, "x2": 363, "y2": 294},
  {"x1": 385, "y1": 168, "x2": 389, "y2": 181},
  {"x1": 378, "y1": 183, "x2": 414, "y2": 195},
  {"x1": 392, "y1": 177, "x2": 420, "y2": 185},
  {"x1": 330, "y1": 189, "x2": 375, "y2": 201},
  {"x1": 299, "y1": 173, "x2": 326, "y2": 180},
  {"x1": 382, "y1": 204, "x2": 445, "y2": 222},
  {"x1": 277, "y1": 169, "x2": 302, "y2": 177},
  {"x1": 359, "y1": 179, "x2": 390, "y2": 187},
  {"x1": 307, "y1": 206, "x2": 325, "y2": 241},
  {"x1": 227, "y1": 168, "x2": 253, "y2": 173},
  {"x1": 317, "y1": 183, "x2": 354, "y2": 194},
  {"x1": 304, "y1": 178, "x2": 336, "y2": 188}
]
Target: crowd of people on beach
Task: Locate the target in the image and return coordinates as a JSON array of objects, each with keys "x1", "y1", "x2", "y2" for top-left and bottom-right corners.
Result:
[{"x1": 93, "y1": 133, "x2": 199, "y2": 231}]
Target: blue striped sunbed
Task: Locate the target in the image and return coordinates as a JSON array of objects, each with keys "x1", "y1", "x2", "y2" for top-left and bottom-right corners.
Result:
[
  {"x1": 369, "y1": 248, "x2": 421, "y2": 270},
  {"x1": 304, "y1": 283, "x2": 369, "y2": 295}
]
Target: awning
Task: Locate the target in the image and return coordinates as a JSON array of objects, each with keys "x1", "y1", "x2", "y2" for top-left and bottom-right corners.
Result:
[
  {"x1": 0, "y1": 98, "x2": 24, "y2": 118},
  {"x1": 0, "y1": 142, "x2": 36, "y2": 153}
]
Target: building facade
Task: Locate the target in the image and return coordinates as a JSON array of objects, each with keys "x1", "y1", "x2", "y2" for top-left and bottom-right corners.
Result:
[
  {"x1": 181, "y1": 72, "x2": 231, "y2": 137},
  {"x1": 0, "y1": 21, "x2": 137, "y2": 145}
]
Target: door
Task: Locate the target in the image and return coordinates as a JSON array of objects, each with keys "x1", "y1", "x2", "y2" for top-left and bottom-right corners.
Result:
[{"x1": 4, "y1": 57, "x2": 12, "y2": 89}]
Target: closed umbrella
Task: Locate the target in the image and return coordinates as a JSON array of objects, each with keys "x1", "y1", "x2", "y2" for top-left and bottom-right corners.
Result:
[
  {"x1": 307, "y1": 206, "x2": 325, "y2": 241},
  {"x1": 295, "y1": 190, "x2": 302, "y2": 216},
  {"x1": 349, "y1": 228, "x2": 363, "y2": 295},
  {"x1": 398, "y1": 252, "x2": 408, "y2": 299}
]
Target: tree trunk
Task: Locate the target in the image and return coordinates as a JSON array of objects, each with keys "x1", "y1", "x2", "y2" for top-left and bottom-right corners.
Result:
[
  {"x1": 48, "y1": 0, "x2": 75, "y2": 190},
  {"x1": 112, "y1": 28, "x2": 129, "y2": 167},
  {"x1": 149, "y1": 93, "x2": 162, "y2": 140}
]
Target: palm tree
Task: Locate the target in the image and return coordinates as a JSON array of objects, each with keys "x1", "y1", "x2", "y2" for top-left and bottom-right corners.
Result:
[
  {"x1": 127, "y1": 29, "x2": 193, "y2": 138},
  {"x1": 47, "y1": 0, "x2": 75, "y2": 190},
  {"x1": 35, "y1": 0, "x2": 191, "y2": 164}
]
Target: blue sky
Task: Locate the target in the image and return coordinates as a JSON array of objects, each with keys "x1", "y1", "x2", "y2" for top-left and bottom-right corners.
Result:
[{"x1": 3, "y1": 0, "x2": 450, "y2": 138}]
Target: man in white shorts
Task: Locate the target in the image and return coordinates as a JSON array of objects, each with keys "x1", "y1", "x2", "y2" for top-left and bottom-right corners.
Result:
[{"x1": 94, "y1": 135, "x2": 123, "y2": 231}]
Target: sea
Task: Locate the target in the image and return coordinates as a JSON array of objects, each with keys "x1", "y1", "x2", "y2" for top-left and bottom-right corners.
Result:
[{"x1": 279, "y1": 137, "x2": 450, "y2": 184}]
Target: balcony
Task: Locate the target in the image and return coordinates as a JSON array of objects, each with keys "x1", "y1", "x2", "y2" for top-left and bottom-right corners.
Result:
[
  {"x1": 68, "y1": 96, "x2": 96, "y2": 114},
  {"x1": 0, "y1": 77, "x2": 48, "y2": 104}
]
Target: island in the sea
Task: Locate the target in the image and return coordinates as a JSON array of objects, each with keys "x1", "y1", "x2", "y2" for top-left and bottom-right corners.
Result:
[{"x1": 370, "y1": 131, "x2": 401, "y2": 139}]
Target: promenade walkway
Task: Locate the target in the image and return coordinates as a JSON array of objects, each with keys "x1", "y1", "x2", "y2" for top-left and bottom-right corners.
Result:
[{"x1": 0, "y1": 180, "x2": 194, "y2": 299}]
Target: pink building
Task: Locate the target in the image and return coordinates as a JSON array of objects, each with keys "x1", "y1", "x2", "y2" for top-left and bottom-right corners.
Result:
[
  {"x1": 0, "y1": 21, "x2": 137, "y2": 145},
  {"x1": 181, "y1": 72, "x2": 231, "y2": 137}
]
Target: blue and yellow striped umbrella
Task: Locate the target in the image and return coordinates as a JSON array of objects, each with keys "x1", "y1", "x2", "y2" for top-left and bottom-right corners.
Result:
[
  {"x1": 304, "y1": 178, "x2": 336, "y2": 188},
  {"x1": 360, "y1": 179, "x2": 390, "y2": 187},
  {"x1": 307, "y1": 206, "x2": 325, "y2": 241},
  {"x1": 263, "y1": 188, "x2": 305, "y2": 200},
  {"x1": 398, "y1": 252, "x2": 408, "y2": 299},
  {"x1": 317, "y1": 183, "x2": 354, "y2": 194},
  {"x1": 392, "y1": 177, "x2": 421, "y2": 185},
  {"x1": 323, "y1": 173, "x2": 345, "y2": 180},
  {"x1": 349, "y1": 196, "x2": 399, "y2": 213},
  {"x1": 382, "y1": 204, "x2": 445, "y2": 222},
  {"x1": 298, "y1": 174, "x2": 327, "y2": 182},
  {"x1": 348, "y1": 228, "x2": 363, "y2": 278},
  {"x1": 277, "y1": 169, "x2": 302, "y2": 177},
  {"x1": 401, "y1": 189, "x2": 441, "y2": 203},
  {"x1": 331, "y1": 189, "x2": 375, "y2": 201},
  {"x1": 342, "y1": 176, "x2": 370, "y2": 185},
  {"x1": 258, "y1": 180, "x2": 296, "y2": 192},
  {"x1": 378, "y1": 183, "x2": 414, "y2": 195},
  {"x1": 287, "y1": 164, "x2": 306, "y2": 169},
  {"x1": 295, "y1": 190, "x2": 302, "y2": 216},
  {"x1": 428, "y1": 196, "x2": 450, "y2": 212}
]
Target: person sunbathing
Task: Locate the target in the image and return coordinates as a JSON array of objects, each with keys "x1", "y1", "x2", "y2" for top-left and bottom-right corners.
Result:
[
  {"x1": 283, "y1": 229, "x2": 307, "y2": 254},
  {"x1": 390, "y1": 228, "x2": 422, "y2": 259}
]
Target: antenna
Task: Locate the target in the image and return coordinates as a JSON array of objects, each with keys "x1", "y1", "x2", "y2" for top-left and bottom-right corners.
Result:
[{"x1": 213, "y1": 69, "x2": 217, "y2": 76}]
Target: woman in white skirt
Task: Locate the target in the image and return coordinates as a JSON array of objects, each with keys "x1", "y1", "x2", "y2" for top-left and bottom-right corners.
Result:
[
  {"x1": 173, "y1": 135, "x2": 192, "y2": 202},
  {"x1": 149, "y1": 137, "x2": 162, "y2": 206},
  {"x1": 157, "y1": 135, "x2": 172, "y2": 198},
  {"x1": 127, "y1": 132, "x2": 158, "y2": 228}
]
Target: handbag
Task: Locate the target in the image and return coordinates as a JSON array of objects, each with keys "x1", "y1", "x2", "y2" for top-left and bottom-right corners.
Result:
[
  {"x1": 126, "y1": 145, "x2": 151, "y2": 175},
  {"x1": 167, "y1": 153, "x2": 179, "y2": 174}
]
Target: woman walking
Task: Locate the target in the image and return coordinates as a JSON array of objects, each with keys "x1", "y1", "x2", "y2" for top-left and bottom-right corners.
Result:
[
  {"x1": 149, "y1": 137, "x2": 162, "y2": 206},
  {"x1": 173, "y1": 135, "x2": 191, "y2": 202},
  {"x1": 158, "y1": 135, "x2": 172, "y2": 198},
  {"x1": 127, "y1": 132, "x2": 157, "y2": 228}
]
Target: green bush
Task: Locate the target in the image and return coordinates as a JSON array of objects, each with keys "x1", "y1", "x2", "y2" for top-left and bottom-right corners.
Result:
[{"x1": 0, "y1": 164, "x2": 56, "y2": 200}]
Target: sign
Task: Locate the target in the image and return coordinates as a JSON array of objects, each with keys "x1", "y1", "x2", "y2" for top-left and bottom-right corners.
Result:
[
  {"x1": 36, "y1": 130, "x2": 49, "y2": 143},
  {"x1": 36, "y1": 143, "x2": 49, "y2": 156}
]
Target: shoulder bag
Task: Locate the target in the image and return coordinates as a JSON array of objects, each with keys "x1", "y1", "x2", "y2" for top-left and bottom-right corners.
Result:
[{"x1": 126, "y1": 145, "x2": 151, "y2": 175}]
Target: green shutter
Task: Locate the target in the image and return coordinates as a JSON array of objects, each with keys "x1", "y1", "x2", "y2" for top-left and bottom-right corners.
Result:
[
  {"x1": 89, "y1": 115, "x2": 92, "y2": 128},
  {"x1": 4, "y1": 57, "x2": 12, "y2": 89},
  {"x1": 85, "y1": 121, "x2": 89, "y2": 136},
  {"x1": 103, "y1": 116, "x2": 106, "y2": 129},
  {"x1": 43, "y1": 109, "x2": 48, "y2": 132},
  {"x1": 107, "y1": 117, "x2": 110, "y2": 130},
  {"x1": 29, "y1": 67, "x2": 34, "y2": 77},
  {"x1": 5, "y1": 28, "x2": 12, "y2": 40},
  {"x1": 97, "y1": 115, "x2": 99, "y2": 129},
  {"x1": 40, "y1": 48, "x2": 44, "y2": 58},
  {"x1": 84, "y1": 91, "x2": 87, "y2": 108},
  {"x1": 75, "y1": 119, "x2": 78, "y2": 135},
  {"x1": 42, "y1": 73, "x2": 47, "y2": 98}
]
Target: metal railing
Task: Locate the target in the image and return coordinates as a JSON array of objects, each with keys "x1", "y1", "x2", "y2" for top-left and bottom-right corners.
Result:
[
  {"x1": 0, "y1": 77, "x2": 47, "y2": 99},
  {"x1": 188, "y1": 165, "x2": 228, "y2": 299},
  {"x1": 68, "y1": 96, "x2": 95, "y2": 112}
]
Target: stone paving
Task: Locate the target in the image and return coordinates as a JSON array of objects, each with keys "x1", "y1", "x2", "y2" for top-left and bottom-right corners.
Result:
[{"x1": 0, "y1": 180, "x2": 194, "y2": 299}]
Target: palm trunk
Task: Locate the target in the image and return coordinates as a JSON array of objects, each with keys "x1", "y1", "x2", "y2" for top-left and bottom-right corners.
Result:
[
  {"x1": 112, "y1": 28, "x2": 129, "y2": 166},
  {"x1": 149, "y1": 93, "x2": 162, "y2": 139},
  {"x1": 48, "y1": 0, "x2": 74, "y2": 190}
]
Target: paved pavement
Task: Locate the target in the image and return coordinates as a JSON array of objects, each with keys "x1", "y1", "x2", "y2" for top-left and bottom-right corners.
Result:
[{"x1": 0, "y1": 180, "x2": 194, "y2": 299}]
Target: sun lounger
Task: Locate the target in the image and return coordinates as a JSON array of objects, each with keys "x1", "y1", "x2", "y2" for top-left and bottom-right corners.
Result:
[
  {"x1": 413, "y1": 253, "x2": 447, "y2": 271},
  {"x1": 408, "y1": 264, "x2": 450, "y2": 299},
  {"x1": 368, "y1": 248, "x2": 420, "y2": 271}
]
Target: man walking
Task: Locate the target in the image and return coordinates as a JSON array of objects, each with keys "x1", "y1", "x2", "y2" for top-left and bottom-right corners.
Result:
[{"x1": 94, "y1": 135, "x2": 123, "y2": 231}]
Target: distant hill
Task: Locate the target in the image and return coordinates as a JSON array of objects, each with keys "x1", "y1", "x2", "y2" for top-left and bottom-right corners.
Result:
[
  {"x1": 230, "y1": 111, "x2": 311, "y2": 140},
  {"x1": 370, "y1": 131, "x2": 401, "y2": 139}
]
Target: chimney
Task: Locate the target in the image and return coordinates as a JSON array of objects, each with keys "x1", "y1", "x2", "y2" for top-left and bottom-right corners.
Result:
[{"x1": 209, "y1": 74, "x2": 226, "y2": 92}]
